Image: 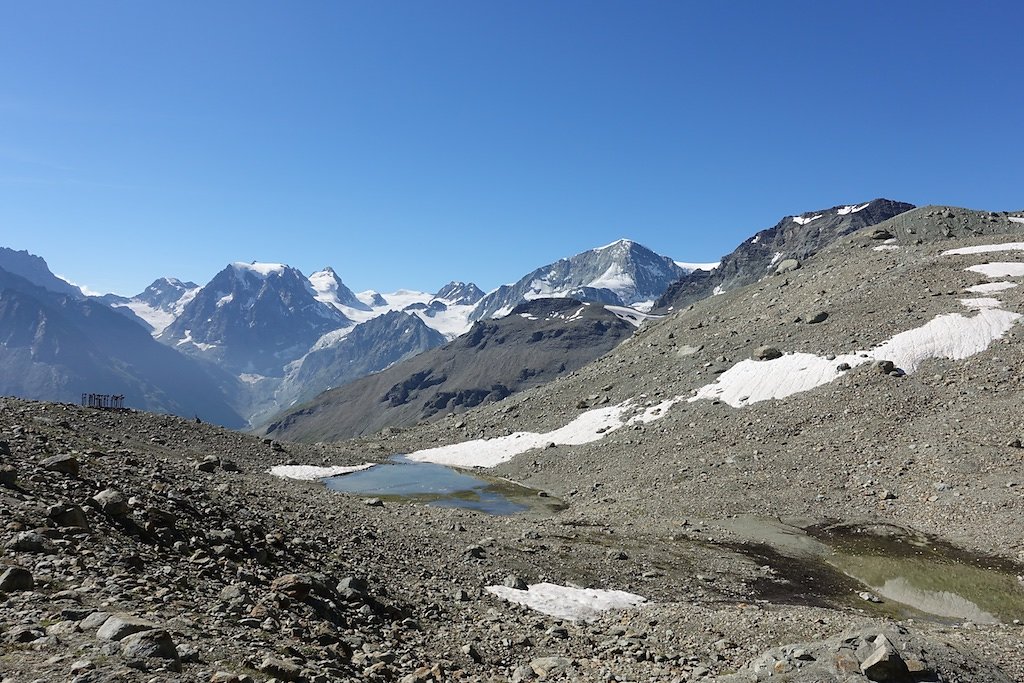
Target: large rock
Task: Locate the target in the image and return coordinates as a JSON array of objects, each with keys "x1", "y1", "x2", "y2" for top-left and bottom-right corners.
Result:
[
  {"x1": 715, "y1": 625, "x2": 1010, "y2": 682},
  {"x1": 859, "y1": 635, "x2": 910, "y2": 682},
  {"x1": 270, "y1": 573, "x2": 314, "y2": 600},
  {"x1": 5, "y1": 530, "x2": 57, "y2": 554},
  {"x1": 0, "y1": 566, "x2": 34, "y2": 591},
  {"x1": 258, "y1": 657, "x2": 302, "y2": 681},
  {"x1": 39, "y1": 454, "x2": 79, "y2": 476},
  {"x1": 97, "y1": 614, "x2": 157, "y2": 641},
  {"x1": 120, "y1": 629, "x2": 180, "y2": 669},
  {"x1": 530, "y1": 656, "x2": 573, "y2": 677},
  {"x1": 90, "y1": 488, "x2": 129, "y2": 516},
  {"x1": 47, "y1": 503, "x2": 90, "y2": 529},
  {"x1": 754, "y1": 346, "x2": 783, "y2": 361},
  {"x1": 775, "y1": 258, "x2": 801, "y2": 274}
]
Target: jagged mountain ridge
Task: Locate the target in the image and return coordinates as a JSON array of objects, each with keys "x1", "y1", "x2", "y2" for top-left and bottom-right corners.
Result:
[
  {"x1": 160, "y1": 262, "x2": 350, "y2": 377},
  {"x1": 469, "y1": 239, "x2": 700, "y2": 321},
  {"x1": 99, "y1": 277, "x2": 201, "y2": 334},
  {"x1": 0, "y1": 247, "x2": 84, "y2": 298},
  {"x1": 0, "y1": 265, "x2": 245, "y2": 426},
  {"x1": 653, "y1": 198, "x2": 915, "y2": 312},
  {"x1": 264, "y1": 297, "x2": 638, "y2": 441}
]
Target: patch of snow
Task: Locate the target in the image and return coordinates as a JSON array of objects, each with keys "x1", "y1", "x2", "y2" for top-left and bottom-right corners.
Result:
[
  {"x1": 712, "y1": 285, "x2": 725, "y2": 296},
  {"x1": 232, "y1": 262, "x2": 286, "y2": 278},
  {"x1": 121, "y1": 301, "x2": 175, "y2": 335},
  {"x1": 690, "y1": 307, "x2": 1020, "y2": 407},
  {"x1": 837, "y1": 202, "x2": 870, "y2": 215},
  {"x1": 943, "y1": 242, "x2": 1024, "y2": 256},
  {"x1": 589, "y1": 263, "x2": 635, "y2": 294},
  {"x1": 792, "y1": 214, "x2": 823, "y2": 226},
  {"x1": 959, "y1": 297, "x2": 1002, "y2": 309},
  {"x1": 308, "y1": 268, "x2": 349, "y2": 309},
  {"x1": 309, "y1": 326, "x2": 356, "y2": 351},
  {"x1": 966, "y1": 282, "x2": 1018, "y2": 293},
  {"x1": 968, "y1": 263, "x2": 1024, "y2": 278},
  {"x1": 873, "y1": 245, "x2": 901, "y2": 252},
  {"x1": 411, "y1": 303, "x2": 476, "y2": 338},
  {"x1": 594, "y1": 238, "x2": 634, "y2": 251},
  {"x1": 1008, "y1": 216, "x2": 1024, "y2": 224},
  {"x1": 605, "y1": 305, "x2": 661, "y2": 327},
  {"x1": 769, "y1": 252, "x2": 784, "y2": 266},
  {"x1": 268, "y1": 463, "x2": 376, "y2": 480},
  {"x1": 238, "y1": 373, "x2": 267, "y2": 384},
  {"x1": 216, "y1": 293, "x2": 234, "y2": 307},
  {"x1": 674, "y1": 261, "x2": 720, "y2": 272},
  {"x1": 175, "y1": 329, "x2": 218, "y2": 352},
  {"x1": 406, "y1": 403, "x2": 633, "y2": 468},
  {"x1": 380, "y1": 289, "x2": 433, "y2": 310},
  {"x1": 750, "y1": 235, "x2": 761, "y2": 244},
  {"x1": 519, "y1": 313, "x2": 538, "y2": 321},
  {"x1": 485, "y1": 582, "x2": 646, "y2": 621}
]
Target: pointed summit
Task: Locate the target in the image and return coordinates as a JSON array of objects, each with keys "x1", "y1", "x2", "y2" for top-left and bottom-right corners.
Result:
[{"x1": 470, "y1": 240, "x2": 686, "y2": 320}]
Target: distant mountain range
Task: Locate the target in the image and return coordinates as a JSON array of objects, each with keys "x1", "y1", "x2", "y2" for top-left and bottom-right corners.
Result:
[{"x1": 0, "y1": 200, "x2": 914, "y2": 429}]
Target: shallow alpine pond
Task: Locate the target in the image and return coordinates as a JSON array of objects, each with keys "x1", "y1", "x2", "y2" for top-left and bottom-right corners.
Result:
[
  {"x1": 812, "y1": 523, "x2": 1024, "y2": 624},
  {"x1": 324, "y1": 456, "x2": 566, "y2": 515},
  {"x1": 721, "y1": 516, "x2": 1024, "y2": 624}
]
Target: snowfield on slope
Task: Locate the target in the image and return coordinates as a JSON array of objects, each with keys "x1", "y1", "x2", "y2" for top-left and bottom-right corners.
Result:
[{"x1": 485, "y1": 582, "x2": 647, "y2": 621}]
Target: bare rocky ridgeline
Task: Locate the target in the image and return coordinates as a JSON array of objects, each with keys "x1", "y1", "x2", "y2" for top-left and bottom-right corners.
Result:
[{"x1": 3, "y1": 205, "x2": 1024, "y2": 681}]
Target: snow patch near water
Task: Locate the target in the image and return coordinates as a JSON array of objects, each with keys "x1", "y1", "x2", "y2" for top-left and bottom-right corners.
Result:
[
  {"x1": 485, "y1": 583, "x2": 646, "y2": 621},
  {"x1": 269, "y1": 463, "x2": 376, "y2": 480}
]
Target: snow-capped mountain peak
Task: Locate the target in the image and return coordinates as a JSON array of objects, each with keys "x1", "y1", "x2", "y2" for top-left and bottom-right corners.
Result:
[
  {"x1": 308, "y1": 267, "x2": 371, "y2": 312},
  {"x1": 230, "y1": 261, "x2": 288, "y2": 279},
  {"x1": 470, "y1": 239, "x2": 688, "y2": 320}
]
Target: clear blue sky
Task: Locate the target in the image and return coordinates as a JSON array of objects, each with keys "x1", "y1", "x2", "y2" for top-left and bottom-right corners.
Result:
[{"x1": 2, "y1": 1, "x2": 1022, "y2": 296}]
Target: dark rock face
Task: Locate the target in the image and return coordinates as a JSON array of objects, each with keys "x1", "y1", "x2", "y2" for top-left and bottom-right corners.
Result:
[
  {"x1": 653, "y1": 199, "x2": 916, "y2": 311},
  {"x1": 263, "y1": 298, "x2": 636, "y2": 442},
  {"x1": 470, "y1": 239, "x2": 686, "y2": 321},
  {"x1": 160, "y1": 263, "x2": 350, "y2": 376},
  {"x1": 0, "y1": 247, "x2": 83, "y2": 298},
  {"x1": 0, "y1": 265, "x2": 245, "y2": 427}
]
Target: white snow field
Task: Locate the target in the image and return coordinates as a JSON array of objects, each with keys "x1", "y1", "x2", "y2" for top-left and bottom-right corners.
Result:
[
  {"x1": 485, "y1": 582, "x2": 647, "y2": 621},
  {"x1": 269, "y1": 463, "x2": 375, "y2": 480}
]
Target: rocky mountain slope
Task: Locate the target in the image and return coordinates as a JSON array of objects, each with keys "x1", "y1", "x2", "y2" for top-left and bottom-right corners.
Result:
[
  {"x1": 264, "y1": 298, "x2": 639, "y2": 441},
  {"x1": 653, "y1": 198, "x2": 915, "y2": 311},
  {"x1": 0, "y1": 266, "x2": 245, "y2": 427},
  {"x1": 4, "y1": 204, "x2": 1024, "y2": 683},
  {"x1": 261, "y1": 311, "x2": 447, "y2": 427},
  {"x1": 470, "y1": 239, "x2": 703, "y2": 321}
]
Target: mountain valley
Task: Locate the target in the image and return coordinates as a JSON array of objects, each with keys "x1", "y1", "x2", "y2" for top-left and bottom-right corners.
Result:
[{"x1": 3, "y1": 205, "x2": 1024, "y2": 681}]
